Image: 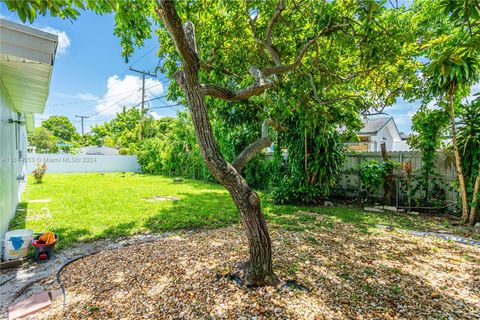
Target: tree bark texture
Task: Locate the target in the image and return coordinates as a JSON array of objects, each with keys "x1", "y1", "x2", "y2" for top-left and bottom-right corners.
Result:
[
  {"x1": 156, "y1": 1, "x2": 275, "y2": 286},
  {"x1": 469, "y1": 172, "x2": 480, "y2": 226},
  {"x1": 448, "y1": 83, "x2": 469, "y2": 223},
  {"x1": 381, "y1": 142, "x2": 394, "y2": 205}
]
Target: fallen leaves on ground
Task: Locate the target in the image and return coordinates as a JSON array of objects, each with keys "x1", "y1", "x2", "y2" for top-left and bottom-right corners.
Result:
[{"x1": 37, "y1": 214, "x2": 479, "y2": 319}]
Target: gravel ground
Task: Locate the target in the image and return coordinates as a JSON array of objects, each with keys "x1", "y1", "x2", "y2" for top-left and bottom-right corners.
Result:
[{"x1": 26, "y1": 215, "x2": 480, "y2": 319}]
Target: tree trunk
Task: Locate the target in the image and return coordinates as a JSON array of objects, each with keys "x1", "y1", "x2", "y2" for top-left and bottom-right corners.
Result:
[
  {"x1": 157, "y1": 2, "x2": 275, "y2": 286},
  {"x1": 469, "y1": 173, "x2": 480, "y2": 226},
  {"x1": 381, "y1": 142, "x2": 394, "y2": 205},
  {"x1": 448, "y1": 82, "x2": 469, "y2": 223},
  {"x1": 175, "y1": 70, "x2": 275, "y2": 286}
]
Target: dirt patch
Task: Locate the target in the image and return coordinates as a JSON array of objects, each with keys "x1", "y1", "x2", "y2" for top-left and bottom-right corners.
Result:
[{"x1": 35, "y1": 221, "x2": 479, "y2": 319}]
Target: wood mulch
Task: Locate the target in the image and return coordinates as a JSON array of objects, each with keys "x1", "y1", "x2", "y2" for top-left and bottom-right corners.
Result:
[{"x1": 35, "y1": 215, "x2": 479, "y2": 319}]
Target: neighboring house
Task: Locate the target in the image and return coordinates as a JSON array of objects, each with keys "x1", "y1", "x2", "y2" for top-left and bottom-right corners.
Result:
[
  {"x1": 0, "y1": 19, "x2": 57, "y2": 240},
  {"x1": 79, "y1": 146, "x2": 120, "y2": 155},
  {"x1": 344, "y1": 117, "x2": 410, "y2": 152}
]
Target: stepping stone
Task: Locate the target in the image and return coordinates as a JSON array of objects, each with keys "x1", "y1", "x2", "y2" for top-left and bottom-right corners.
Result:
[
  {"x1": 8, "y1": 291, "x2": 51, "y2": 320},
  {"x1": 143, "y1": 196, "x2": 180, "y2": 202}
]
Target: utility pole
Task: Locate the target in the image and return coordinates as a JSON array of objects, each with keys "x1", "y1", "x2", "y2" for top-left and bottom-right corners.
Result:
[
  {"x1": 75, "y1": 115, "x2": 89, "y2": 135},
  {"x1": 129, "y1": 67, "x2": 156, "y2": 115},
  {"x1": 129, "y1": 67, "x2": 157, "y2": 140}
]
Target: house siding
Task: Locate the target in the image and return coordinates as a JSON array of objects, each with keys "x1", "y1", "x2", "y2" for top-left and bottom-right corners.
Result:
[
  {"x1": 368, "y1": 125, "x2": 394, "y2": 151},
  {"x1": 0, "y1": 78, "x2": 28, "y2": 241}
]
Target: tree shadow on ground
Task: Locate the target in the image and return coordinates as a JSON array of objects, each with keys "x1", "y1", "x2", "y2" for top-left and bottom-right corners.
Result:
[
  {"x1": 51, "y1": 227, "x2": 92, "y2": 249},
  {"x1": 269, "y1": 219, "x2": 480, "y2": 318},
  {"x1": 51, "y1": 223, "x2": 479, "y2": 319},
  {"x1": 142, "y1": 190, "x2": 239, "y2": 233},
  {"x1": 96, "y1": 221, "x2": 138, "y2": 239}
]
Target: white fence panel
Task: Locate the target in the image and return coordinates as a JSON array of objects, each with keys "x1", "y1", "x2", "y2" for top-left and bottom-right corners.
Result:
[
  {"x1": 26, "y1": 153, "x2": 140, "y2": 173},
  {"x1": 336, "y1": 151, "x2": 458, "y2": 204}
]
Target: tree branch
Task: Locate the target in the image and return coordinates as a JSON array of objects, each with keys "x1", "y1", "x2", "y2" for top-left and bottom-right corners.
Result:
[
  {"x1": 262, "y1": 23, "x2": 349, "y2": 77},
  {"x1": 264, "y1": 0, "x2": 286, "y2": 65},
  {"x1": 308, "y1": 73, "x2": 322, "y2": 104},
  {"x1": 232, "y1": 120, "x2": 272, "y2": 172},
  {"x1": 266, "y1": 118, "x2": 287, "y2": 132},
  {"x1": 202, "y1": 82, "x2": 274, "y2": 102},
  {"x1": 202, "y1": 66, "x2": 273, "y2": 102},
  {"x1": 156, "y1": 1, "x2": 199, "y2": 71},
  {"x1": 200, "y1": 61, "x2": 241, "y2": 78}
]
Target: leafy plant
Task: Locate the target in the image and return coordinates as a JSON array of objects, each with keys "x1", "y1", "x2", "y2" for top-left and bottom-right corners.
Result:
[
  {"x1": 41, "y1": 116, "x2": 80, "y2": 142},
  {"x1": 32, "y1": 163, "x2": 47, "y2": 184},
  {"x1": 419, "y1": 0, "x2": 480, "y2": 224},
  {"x1": 457, "y1": 100, "x2": 480, "y2": 224},
  {"x1": 28, "y1": 127, "x2": 59, "y2": 154},
  {"x1": 273, "y1": 122, "x2": 346, "y2": 205},
  {"x1": 358, "y1": 160, "x2": 399, "y2": 203},
  {"x1": 409, "y1": 108, "x2": 449, "y2": 206}
]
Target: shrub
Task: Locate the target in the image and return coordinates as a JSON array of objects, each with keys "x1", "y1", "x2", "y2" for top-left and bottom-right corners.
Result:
[
  {"x1": 32, "y1": 163, "x2": 47, "y2": 183},
  {"x1": 358, "y1": 160, "x2": 399, "y2": 202},
  {"x1": 272, "y1": 124, "x2": 346, "y2": 204}
]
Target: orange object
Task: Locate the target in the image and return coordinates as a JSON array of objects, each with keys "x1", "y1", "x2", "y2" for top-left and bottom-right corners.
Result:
[{"x1": 38, "y1": 232, "x2": 55, "y2": 245}]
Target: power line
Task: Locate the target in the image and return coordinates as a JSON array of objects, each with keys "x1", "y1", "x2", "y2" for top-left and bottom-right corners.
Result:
[
  {"x1": 86, "y1": 101, "x2": 181, "y2": 127},
  {"x1": 143, "y1": 94, "x2": 169, "y2": 104},
  {"x1": 129, "y1": 67, "x2": 157, "y2": 116},
  {"x1": 75, "y1": 115, "x2": 89, "y2": 135},
  {"x1": 118, "y1": 45, "x2": 159, "y2": 78},
  {"x1": 46, "y1": 99, "x2": 94, "y2": 108},
  {"x1": 86, "y1": 82, "x2": 163, "y2": 118},
  {"x1": 46, "y1": 81, "x2": 165, "y2": 108},
  {"x1": 47, "y1": 45, "x2": 163, "y2": 109},
  {"x1": 148, "y1": 103, "x2": 182, "y2": 110},
  {"x1": 87, "y1": 90, "x2": 140, "y2": 118}
]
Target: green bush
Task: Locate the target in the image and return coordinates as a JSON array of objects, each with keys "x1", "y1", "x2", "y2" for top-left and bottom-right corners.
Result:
[
  {"x1": 272, "y1": 122, "x2": 346, "y2": 204},
  {"x1": 137, "y1": 114, "x2": 213, "y2": 181},
  {"x1": 358, "y1": 160, "x2": 399, "y2": 202}
]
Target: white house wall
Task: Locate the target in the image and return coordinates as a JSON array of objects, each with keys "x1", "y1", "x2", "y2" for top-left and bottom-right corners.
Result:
[
  {"x1": 368, "y1": 125, "x2": 394, "y2": 151},
  {"x1": 0, "y1": 78, "x2": 28, "y2": 240},
  {"x1": 392, "y1": 140, "x2": 410, "y2": 151},
  {"x1": 367, "y1": 120, "x2": 406, "y2": 152},
  {"x1": 26, "y1": 154, "x2": 140, "y2": 173}
]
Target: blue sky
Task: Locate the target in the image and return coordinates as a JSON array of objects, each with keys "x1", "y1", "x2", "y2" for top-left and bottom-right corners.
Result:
[
  {"x1": 1, "y1": 5, "x2": 421, "y2": 134},
  {"x1": 1, "y1": 6, "x2": 182, "y2": 133}
]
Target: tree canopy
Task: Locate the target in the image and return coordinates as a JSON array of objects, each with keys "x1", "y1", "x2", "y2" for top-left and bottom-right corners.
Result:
[
  {"x1": 8, "y1": 0, "x2": 480, "y2": 283},
  {"x1": 41, "y1": 115, "x2": 79, "y2": 142}
]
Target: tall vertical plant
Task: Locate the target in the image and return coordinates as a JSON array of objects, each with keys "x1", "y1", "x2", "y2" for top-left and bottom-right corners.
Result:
[
  {"x1": 457, "y1": 100, "x2": 480, "y2": 225},
  {"x1": 421, "y1": 0, "x2": 480, "y2": 224},
  {"x1": 409, "y1": 108, "x2": 449, "y2": 205},
  {"x1": 273, "y1": 114, "x2": 346, "y2": 205}
]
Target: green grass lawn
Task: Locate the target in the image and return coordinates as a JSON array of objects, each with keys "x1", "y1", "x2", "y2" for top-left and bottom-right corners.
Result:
[{"x1": 10, "y1": 173, "x2": 473, "y2": 249}]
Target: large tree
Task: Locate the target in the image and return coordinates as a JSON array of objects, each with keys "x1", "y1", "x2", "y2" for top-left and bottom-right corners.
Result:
[
  {"x1": 412, "y1": 0, "x2": 480, "y2": 225},
  {"x1": 28, "y1": 127, "x2": 59, "y2": 153},
  {"x1": 7, "y1": 0, "x2": 420, "y2": 285},
  {"x1": 41, "y1": 115, "x2": 79, "y2": 142}
]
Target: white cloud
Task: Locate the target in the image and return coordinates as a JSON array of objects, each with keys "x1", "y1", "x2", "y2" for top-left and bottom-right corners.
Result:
[
  {"x1": 150, "y1": 111, "x2": 164, "y2": 120},
  {"x1": 94, "y1": 75, "x2": 164, "y2": 116},
  {"x1": 76, "y1": 93, "x2": 99, "y2": 101},
  {"x1": 40, "y1": 26, "x2": 71, "y2": 55},
  {"x1": 393, "y1": 110, "x2": 416, "y2": 126}
]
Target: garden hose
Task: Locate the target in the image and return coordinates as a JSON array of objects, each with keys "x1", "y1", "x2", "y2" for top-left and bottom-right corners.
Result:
[{"x1": 56, "y1": 252, "x2": 99, "y2": 308}]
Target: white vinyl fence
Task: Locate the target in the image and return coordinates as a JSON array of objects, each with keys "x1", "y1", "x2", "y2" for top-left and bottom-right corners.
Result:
[
  {"x1": 26, "y1": 153, "x2": 140, "y2": 173},
  {"x1": 335, "y1": 151, "x2": 458, "y2": 207}
]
